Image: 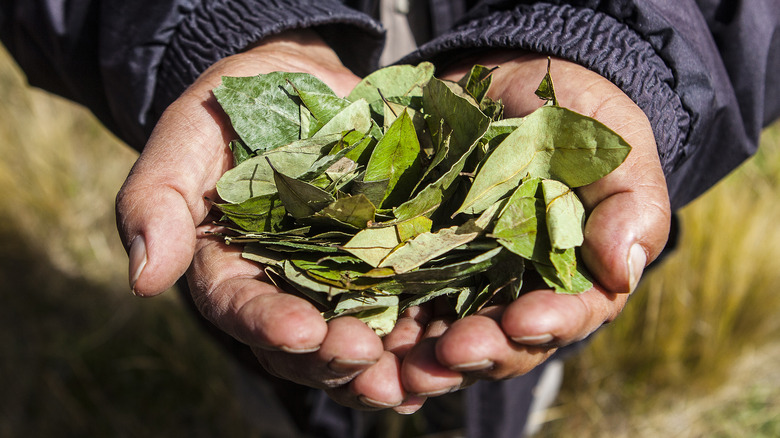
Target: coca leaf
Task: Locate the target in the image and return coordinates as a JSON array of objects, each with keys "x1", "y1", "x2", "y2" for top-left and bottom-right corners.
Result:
[
  {"x1": 214, "y1": 73, "x2": 333, "y2": 152},
  {"x1": 271, "y1": 164, "x2": 334, "y2": 219},
  {"x1": 214, "y1": 194, "x2": 285, "y2": 233},
  {"x1": 217, "y1": 133, "x2": 342, "y2": 203},
  {"x1": 342, "y1": 226, "x2": 401, "y2": 267},
  {"x1": 312, "y1": 194, "x2": 377, "y2": 230},
  {"x1": 541, "y1": 179, "x2": 585, "y2": 250},
  {"x1": 363, "y1": 109, "x2": 423, "y2": 207}
]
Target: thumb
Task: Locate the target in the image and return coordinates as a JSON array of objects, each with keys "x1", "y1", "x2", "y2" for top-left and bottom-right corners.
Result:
[
  {"x1": 116, "y1": 92, "x2": 234, "y2": 296},
  {"x1": 577, "y1": 100, "x2": 671, "y2": 294}
]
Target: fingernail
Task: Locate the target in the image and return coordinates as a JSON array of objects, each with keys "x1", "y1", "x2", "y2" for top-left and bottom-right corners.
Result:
[
  {"x1": 328, "y1": 357, "x2": 377, "y2": 374},
  {"x1": 416, "y1": 386, "x2": 460, "y2": 398},
  {"x1": 394, "y1": 406, "x2": 422, "y2": 415},
  {"x1": 450, "y1": 359, "x2": 494, "y2": 372},
  {"x1": 278, "y1": 345, "x2": 321, "y2": 354},
  {"x1": 511, "y1": 333, "x2": 554, "y2": 345},
  {"x1": 628, "y1": 243, "x2": 647, "y2": 293},
  {"x1": 129, "y1": 235, "x2": 147, "y2": 295},
  {"x1": 358, "y1": 395, "x2": 401, "y2": 409},
  {"x1": 394, "y1": 395, "x2": 426, "y2": 415}
]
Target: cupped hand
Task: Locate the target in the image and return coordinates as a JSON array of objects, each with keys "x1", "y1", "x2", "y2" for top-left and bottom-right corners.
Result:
[
  {"x1": 395, "y1": 53, "x2": 672, "y2": 395},
  {"x1": 115, "y1": 30, "x2": 423, "y2": 413}
]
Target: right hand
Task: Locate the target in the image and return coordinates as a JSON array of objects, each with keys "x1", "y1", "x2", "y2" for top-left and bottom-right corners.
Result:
[{"x1": 115, "y1": 30, "x2": 424, "y2": 413}]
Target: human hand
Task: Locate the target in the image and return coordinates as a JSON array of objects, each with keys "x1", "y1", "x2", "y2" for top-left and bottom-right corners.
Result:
[
  {"x1": 115, "y1": 30, "x2": 424, "y2": 413},
  {"x1": 392, "y1": 53, "x2": 672, "y2": 395}
]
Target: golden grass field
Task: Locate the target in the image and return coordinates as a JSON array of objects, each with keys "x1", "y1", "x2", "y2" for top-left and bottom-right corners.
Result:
[{"x1": 1, "y1": 45, "x2": 779, "y2": 437}]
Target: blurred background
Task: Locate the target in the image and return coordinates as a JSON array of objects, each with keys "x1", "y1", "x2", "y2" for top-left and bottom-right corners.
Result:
[{"x1": 2, "y1": 44, "x2": 779, "y2": 437}]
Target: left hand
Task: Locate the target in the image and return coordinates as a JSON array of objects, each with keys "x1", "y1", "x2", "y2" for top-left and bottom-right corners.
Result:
[{"x1": 388, "y1": 53, "x2": 672, "y2": 395}]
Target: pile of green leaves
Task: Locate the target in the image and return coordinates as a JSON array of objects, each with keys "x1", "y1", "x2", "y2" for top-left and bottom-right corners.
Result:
[{"x1": 209, "y1": 61, "x2": 631, "y2": 335}]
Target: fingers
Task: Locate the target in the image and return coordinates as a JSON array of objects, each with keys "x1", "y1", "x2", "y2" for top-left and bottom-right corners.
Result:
[
  {"x1": 402, "y1": 285, "x2": 623, "y2": 391},
  {"x1": 382, "y1": 305, "x2": 430, "y2": 359},
  {"x1": 401, "y1": 309, "x2": 557, "y2": 394},
  {"x1": 116, "y1": 92, "x2": 234, "y2": 296},
  {"x1": 500, "y1": 285, "x2": 627, "y2": 347},
  {"x1": 249, "y1": 317, "x2": 383, "y2": 388},
  {"x1": 191, "y1": 232, "x2": 425, "y2": 410},
  {"x1": 326, "y1": 351, "x2": 426, "y2": 413}
]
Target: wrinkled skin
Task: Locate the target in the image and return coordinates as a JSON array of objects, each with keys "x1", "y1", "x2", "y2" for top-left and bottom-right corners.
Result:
[{"x1": 116, "y1": 31, "x2": 670, "y2": 414}]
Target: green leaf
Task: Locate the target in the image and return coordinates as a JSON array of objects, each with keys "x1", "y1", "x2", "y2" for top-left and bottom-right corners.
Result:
[
  {"x1": 363, "y1": 109, "x2": 423, "y2": 207},
  {"x1": 342, "y1": 226, "x2": 401, "y2": 267},
  {"x1": 293, "y1": 84, "x2": 352, "y2": 136},
  {"x1": 314, "y1": 98, "x2": 372, "y2": 138},
  {"x1": 533, "y1": 254, "x2": 593, "y2": 294},
  {"x1": 214, "y1": 194, "x2": 286, "y2": 233},
  {"x1": 300, "y1": 104, "x2": 313, "y2": 139},
  {"x1": 394, "y1": 246, "x2": 502, "y2": 284},
  {"x1": 216, "y1": 133, "x2": 342, "y2": 204},
  {"x1": 456, "y1": 64, "x2": 496, "y2": 104},
  {"x1": 214, "y1": 73, "x2": 334, "y2": 152},
  {"x1": 378, "y1": 219, "x2": 488, "y2": 273},
  {"x1": 482, "y1": 118, "x2": 524, "y2": 149},
  {"x1": 520, "y1": 106, "x2": 632, "y2": 187},
  {"x1": 422, "y1": 78, "x2": 491, "y2": 171},
  {"x1": 541, "y1": 179, "x2": 585, "y2": 250},
  {"x1": 350, "y1": 178, "x2": 390, "y2": 207},
  {"x1": 348, "y1": 62, "x2": 435, "y2": 115},
  {"x1": 549, "y1": 247, "x2": 576, "y2": 291},
  {"x1": 453, "y1": 287, "x2": 478, "y2": 316},
  {"x1": 357, "y1": 303, "x2": 399, "y2": 337},
  {"x1": 327, "y1": 294, "x2": 399, "y2": 337},
  {"x1": 282, "y1": 260, "x2": 350, "y2": 298},
  {"x1": 258, "y1": 239, "x2": 342, "y2": 254},
  {"x1": 393, "y1": 140, "x2": 478, "y2": 221},
  {"x1": 395, "y1": 216, "x2": 433, "y2": 242},
  {"x1": 535, "y1": 57, "x2": 558, "y2": 106},
  {"x1": 491, "y1": 177, "x2": 548, "y2": 261},
  {"x1": 456, "y1": 105, "x2": 631, "y2": 215},
  {"x1": 289, "y1": 257, "x2": 383, "y2": 291},
  {"x1": 241, "y1": 244, "x2": 286, "y2": 268},
  {"x1": 229, "y1": 139, "x2": 253, "y2": 166},
  {"x1": 297, "y1": 132, "x2": 364, "y2": 182},
  {"x1": 270, "y1": 162, "x2": 335, "y2": 219},
  {"x1": 456, "y1": 284, "x2": 495, "y2": 317},
  {"x1": 400, "y1": 287, "x2": 465, "y2": 312},
  {"x1": 484, "y1": 250, "x2": 525, "y2": 301},
  {"x1": 312, "y1": 194, "x2": 377, "y2": 229}
]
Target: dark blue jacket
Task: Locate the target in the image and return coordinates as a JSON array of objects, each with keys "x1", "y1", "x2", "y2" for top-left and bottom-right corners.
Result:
[{"x1": 2, "y1": 1, "x2": 779, "y2": 209}]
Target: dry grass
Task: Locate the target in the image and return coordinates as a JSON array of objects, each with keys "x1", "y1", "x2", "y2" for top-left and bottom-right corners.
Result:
[
  {"x1": 2, "y1": 42, "x2": 780, "y2": 437},
  {"x1": 0, "y1": 47, "x2": 260, "y2": 437}
]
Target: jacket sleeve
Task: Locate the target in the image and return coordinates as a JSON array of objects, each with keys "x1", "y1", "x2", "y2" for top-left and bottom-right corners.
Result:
[
  {"x1": 0, "y1": 0, "x2": 386, "y2": 151},
  {"x1": 402, "y1": 1, "x2": 780, "y2": 210}
]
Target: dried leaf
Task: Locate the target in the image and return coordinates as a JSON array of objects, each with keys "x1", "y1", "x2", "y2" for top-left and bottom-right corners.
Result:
[
  {"x1": 214, "y1": 73, "x2": 334, "y2": 152},
  {"x1": 342, "y1": 226, "x2": 401, "y2": 267},
  {"x1": 363, "y1": 109, "x2": 423, "y2": 207},
  {"x1": 271, "y1": 163, "x2": 335, "y2": 219},
  {"x1": 541, "y1": 179, "x2": 585, "y2": 250},
  {"x1": 312, "y1": 194, "x2": 377, "y2": 229},
  {"x1": 213, "y1": 194, "x2": 285, "y2": 232},
  {"x1": 217, "y1": 134, "x2": 342, "y2": 203},
  {"x1": 378, "y1": 219, "x2": 488, "y2": 273},
  {"x1": 456, "y1": 105, "x2": 630, "y2": 215}
]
